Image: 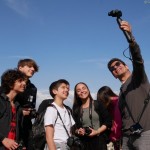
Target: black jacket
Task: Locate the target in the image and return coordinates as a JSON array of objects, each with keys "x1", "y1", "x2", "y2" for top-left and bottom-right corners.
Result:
[
  {"x1": 15, "y1": 80, "x2": 37, "y2": 109},
  {"x1": 0, "y1": 93, "x2": 22, "y2": 150},
  {"x1": 14, "y1": 80, "x2": 37, "y2": 149}
]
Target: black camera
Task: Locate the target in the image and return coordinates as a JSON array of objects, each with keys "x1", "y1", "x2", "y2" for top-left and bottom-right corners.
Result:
[
  {"x1": 130, "y1": 123, "x2": 143, "y2": 135},
  {"x1": 23, "y1": 107, "x2": 37, "y2": 118},
  {"x1": 108, "y1": 9, "x2": 122, "y2": 18},
  {"x1": 30, "y1": 108, "x2": 38, "y2": 118},
  {"x1": 108, "y1": 9, "x2": 133, "y2": 43},
  {"x1": 67, "y1": 136, "x2": 84, "y2": 150},
  {"x1": 83, "y1": 126, "x2": 92, "y2": 136},
  {"x1": 17, "y1": 141, "x2": 25, "y2": 150}
]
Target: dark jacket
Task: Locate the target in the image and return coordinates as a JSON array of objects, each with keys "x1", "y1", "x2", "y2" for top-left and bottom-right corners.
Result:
[
  {"x1": 15, "y1": 80, "x2": 37, "y2": 149},
  {"x1": 0, "y1": 93, "x2": 22, "y2": 150},
  {"x1": 15, "y1": 80, "x2": 37, "y2": 109},
  {"x1": 119, "y1": 42, "x2": 150, "y2": 133}
]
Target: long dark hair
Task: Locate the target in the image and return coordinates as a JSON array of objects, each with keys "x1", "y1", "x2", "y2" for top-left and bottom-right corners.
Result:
[
  {"x1": 72, "y1": 82, "x2": 93, "y2": 126},
  {"x1": 97, "y1": 86, "x2": 118, "y2": 108}
]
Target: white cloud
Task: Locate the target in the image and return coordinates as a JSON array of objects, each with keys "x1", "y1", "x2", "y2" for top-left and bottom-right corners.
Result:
[
  {"x1": 36, "y1": 90, "x2": 51, "y2": 109},
  {"x1": 36, "y1": 90, "x2": 97, "y2": 110},
  {"x1": 4, "y1": 0, "x2": 30, "y2": 17}
]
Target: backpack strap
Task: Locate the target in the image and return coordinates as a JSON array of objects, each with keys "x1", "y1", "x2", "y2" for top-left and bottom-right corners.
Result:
[
  {"x1": 34, "y1": 103, "x2": 58, "y2": 127},
  {"x1": 37, "y1": 99, "x2": 54, "y2": 114}
]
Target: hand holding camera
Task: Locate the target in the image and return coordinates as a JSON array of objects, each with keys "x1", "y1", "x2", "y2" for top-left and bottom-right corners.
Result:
[
  {"x1": 108, "y1": 9, "x2": 133, "y2": 43},
  {"x1": 22, "y1": 107, "x2": 37, "y2": 118},
  {"x1": 17, "y1": 140, "x2": 26, "y2": 150},
  {"x1": 83, "y1": 126, "x2": 92, "y2": 136},
  {"x1": 76, "y1": 126, "x2": 92, "y2": 136}
]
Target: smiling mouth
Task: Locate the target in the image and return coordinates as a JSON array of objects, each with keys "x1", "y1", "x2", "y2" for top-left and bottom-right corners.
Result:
[{"x1": 115, "y1": 67, "x2": 122, "y2": 72}]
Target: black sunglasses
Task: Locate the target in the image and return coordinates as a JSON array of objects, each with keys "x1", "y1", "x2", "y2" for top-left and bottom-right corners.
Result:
[{"x1": 110, "y1": 61, "x2": 121, "y2": 72}]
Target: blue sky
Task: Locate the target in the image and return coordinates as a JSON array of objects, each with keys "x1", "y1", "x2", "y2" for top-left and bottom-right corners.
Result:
[{"x1": 0, "y1": 0, "x2": 150, "y2": 107}]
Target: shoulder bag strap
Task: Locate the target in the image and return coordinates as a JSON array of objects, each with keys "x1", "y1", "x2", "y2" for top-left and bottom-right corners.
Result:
[
  {"x1": 51, "y1": 104, "x2": 70, "y2": 137},
  {"x1": 120, "y1": 88, "x2": 150, "y2": 123},
  {"x1": 137, "y1": 90, "x2": 150, "y2": 122},
  {"x1": 89, "y1": 100, "x2": 93, "y2": 128}
]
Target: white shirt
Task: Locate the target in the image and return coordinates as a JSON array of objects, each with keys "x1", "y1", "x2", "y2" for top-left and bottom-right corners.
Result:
[{"x1": 44, "y1": 102, "x2": 75, "y2": 143}]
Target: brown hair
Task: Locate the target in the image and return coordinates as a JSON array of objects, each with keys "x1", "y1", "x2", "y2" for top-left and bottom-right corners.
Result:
[
  {"x1": 17, "y1": 58, "x2": 39, "y2": 72},
  {"x1": 97, "y1": 86, "x2": 118, "y2": 108},
  {"x1": 49, "y1": 79, "x2": 69, "y2": 98}
]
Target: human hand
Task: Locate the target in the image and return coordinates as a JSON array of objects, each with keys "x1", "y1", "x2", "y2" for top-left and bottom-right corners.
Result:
[
  {"x1": 76, "y1": 128, "x2": 85, "y2": 136},
  {"x1": 88, "y1": 127, "x2": 98, "y2": 137},
  {"x1": 120, "y1": 21, "x2": 132, "y2": 33},
  {"x1": 2, "y1": 138, "x2": 18, "y2": 150},
  {"x1": 22, "y1": 108, "x2": 32, "y2": 116}
]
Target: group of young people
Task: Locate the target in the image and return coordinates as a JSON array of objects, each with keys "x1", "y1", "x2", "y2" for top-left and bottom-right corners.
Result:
[
  {"x1": 0, "y1": 20, "x2": 150, "y2": 150},
  {"x1": 0, "y1": 59, "x2": 39, "y2": 150}
]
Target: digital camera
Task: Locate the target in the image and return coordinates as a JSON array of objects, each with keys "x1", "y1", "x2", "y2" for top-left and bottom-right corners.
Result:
[
  {"x1": 30, "y1": 108, "x2": 37, "y2": 118},
  {"x1": 67, "y1": 136, "x2": 84, "y2": 150},
  {"x1": 23, "y1": 107, "x2": 37, "y2": 118},
  {"x1": 108, "y1": 9, "x2": 122, "y2": 18},
  {"x1": 17, "y1": 141, "x2": 25, "y2": 150},
  {"x1": 130, "y1": 123, "x2": 143, "y2": 135},
  {"x1": 83, "y1": 126, "x2": 92, "y2": 136}
]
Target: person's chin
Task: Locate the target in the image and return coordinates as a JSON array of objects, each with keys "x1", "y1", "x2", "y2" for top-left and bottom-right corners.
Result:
[
  {"x1": 27, "y1": 74, "x2": 33, "y2": 78},
  {"x1": 63, "y1": 96, "x2": 68, "y2": 100}
]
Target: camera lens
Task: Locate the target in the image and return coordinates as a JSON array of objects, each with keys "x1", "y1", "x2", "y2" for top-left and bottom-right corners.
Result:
[
  {"x1": 74, "y1": 137, "x2": 84, "y2": 149},
  {"x1": 108, "y1": 10, "x2": 122, "y2": 18},
  {"x1": 67, "y1": 137, "x2": 74, "y2": 147},
  {"x1": 84, "y1": 127, "x2": 92, "y2": 136}
]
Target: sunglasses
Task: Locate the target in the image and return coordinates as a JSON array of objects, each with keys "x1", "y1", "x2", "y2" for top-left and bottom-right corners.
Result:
[{"x1": 110, "y1": 61, "x2": 121, "y2": 72}]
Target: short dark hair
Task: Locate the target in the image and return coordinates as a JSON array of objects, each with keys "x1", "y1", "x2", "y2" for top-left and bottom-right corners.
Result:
[
  {"x1": 1, "y1": 69, "x2": 27, "y2": 94},
  {"x1": 17, "y1": 58, "x2": 39, "y2": 72},
  {"x1": 107, "y1": 58, "x2": 126, "y2": 71},
  {"x1": 49, "y1": 79, "x2": 69, "y2": 98}
]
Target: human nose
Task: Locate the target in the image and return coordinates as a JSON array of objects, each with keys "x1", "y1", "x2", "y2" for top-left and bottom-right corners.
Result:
[
  {"x1": 64, "y1": 86, "x2": 69, "y2": 91},
  {"x1": 22, "y1": 81, "x2": 26, "y2": 86},
  {"x1": 30, "y1": 66, "x2": 35, "y2": 71}
]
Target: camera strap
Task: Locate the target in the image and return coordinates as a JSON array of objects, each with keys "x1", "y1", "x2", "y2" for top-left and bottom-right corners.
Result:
[
  {"x1": 89, "y1": 100, "x2": 93, "y2": 128},
  {"x1": 51, "y1": 104, "x2": 71, "y2": 137},
  {"x1": 80, "y1": 100, "x2": 93, "y2": 128},
  {"x1": 121, "y1": 88, "x2": 150, "y2": 124}
]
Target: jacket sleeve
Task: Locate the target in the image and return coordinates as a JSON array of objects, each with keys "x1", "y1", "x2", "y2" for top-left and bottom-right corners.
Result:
[
  {"x1": 95, "y1": 100, "x2": 112, "y2": 129},
  {"x1": 129, "y1": 42, "x2": 146, "y2": 83},
  {"x1": 30, "y1": 84, "x2": 37, "y2": 108},
  {"x1": 0, "y1": 99, "x2": 6, "y2": 142},
  {"x1": 0, "y1": 133, "x2": 5, "y2": 143}
]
